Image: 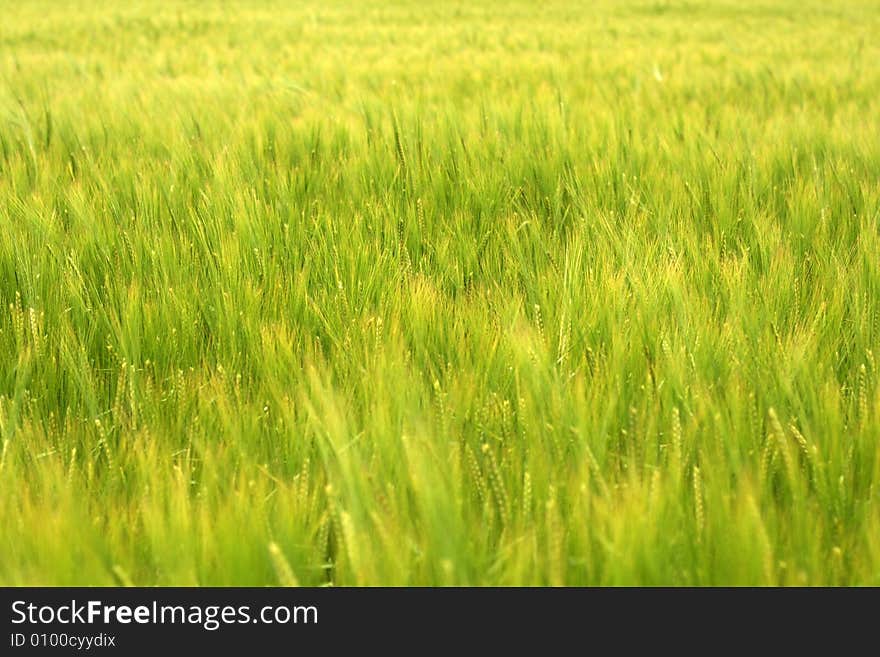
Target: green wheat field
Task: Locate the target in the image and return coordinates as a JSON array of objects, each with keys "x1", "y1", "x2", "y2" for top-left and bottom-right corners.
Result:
[{"x1": 1, "y1": 0, "x2": 879, "y2": 586}]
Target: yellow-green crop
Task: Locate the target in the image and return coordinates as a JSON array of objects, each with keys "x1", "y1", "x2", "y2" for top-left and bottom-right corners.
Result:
[{"x1": 1, "y1": 0, "x2": 879, "y2": 585}]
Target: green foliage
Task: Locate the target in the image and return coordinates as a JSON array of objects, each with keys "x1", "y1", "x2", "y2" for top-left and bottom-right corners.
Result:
[{"x1": 1, "y1": 0, "x2": 879, "y2": 585}]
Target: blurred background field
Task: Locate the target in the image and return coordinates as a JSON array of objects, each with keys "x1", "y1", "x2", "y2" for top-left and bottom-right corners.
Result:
[{"x1": 1, "y1": 0, "x2": 878, "y2": 585}]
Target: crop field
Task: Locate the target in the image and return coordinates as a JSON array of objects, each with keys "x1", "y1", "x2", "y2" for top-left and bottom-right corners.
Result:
[{"x1": 1, "y1": 0, "x2": 879, "y2": 586}]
